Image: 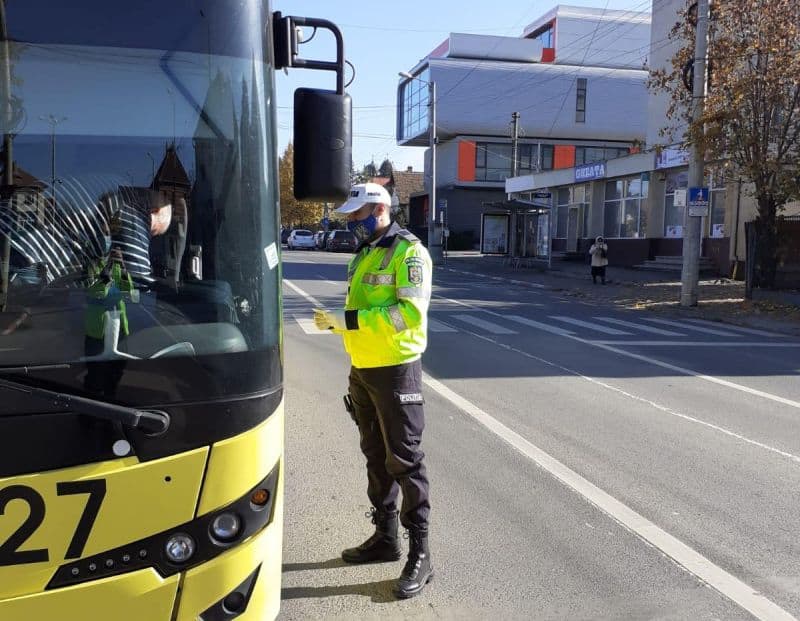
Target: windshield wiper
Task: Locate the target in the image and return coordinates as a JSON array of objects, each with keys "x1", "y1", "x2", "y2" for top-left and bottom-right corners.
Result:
[{"x1": 0, "y1": 374, "x2": 170, "y2": 436}]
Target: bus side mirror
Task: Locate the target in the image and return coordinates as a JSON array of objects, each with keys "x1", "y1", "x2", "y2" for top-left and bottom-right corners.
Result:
[{"x1": 293, "y1": 88, "x2": 352, "y2": 202}]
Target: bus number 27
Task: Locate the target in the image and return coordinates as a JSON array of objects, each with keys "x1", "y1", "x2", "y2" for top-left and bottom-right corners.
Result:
[{"x1": 0, "y1": 480, "x2": 106, "y2": 566}]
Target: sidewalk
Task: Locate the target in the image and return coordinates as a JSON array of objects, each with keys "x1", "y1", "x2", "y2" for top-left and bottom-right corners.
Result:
[{"x1": 437, "y1": 251, "x2": 800, "y2": 337}]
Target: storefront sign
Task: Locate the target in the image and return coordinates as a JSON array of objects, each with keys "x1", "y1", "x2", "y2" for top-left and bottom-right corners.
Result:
[
  {"x1": 655, "y1": 147, "x2": 690, "y2": 169},
  {"x1": 575, "y1": 162, "x2": 606, "y2": 182},
  {"x1": 480, "y1": 213, "x2": 510, "y2": 255}
]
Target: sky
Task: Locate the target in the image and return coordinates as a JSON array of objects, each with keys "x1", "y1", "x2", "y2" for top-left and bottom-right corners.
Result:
[{"x1": 273, "y1": 0, "x2": 651, "y2": 174}]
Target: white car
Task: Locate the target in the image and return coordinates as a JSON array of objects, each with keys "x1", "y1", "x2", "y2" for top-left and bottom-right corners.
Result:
[{"x1": 287, "y1": 229, "x2": 316, "y2": 250}]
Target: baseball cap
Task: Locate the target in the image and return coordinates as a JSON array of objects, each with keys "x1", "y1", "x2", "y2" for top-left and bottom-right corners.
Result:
[{"x1": 335, "y1": 182, "x2": 392, "y2": 214}]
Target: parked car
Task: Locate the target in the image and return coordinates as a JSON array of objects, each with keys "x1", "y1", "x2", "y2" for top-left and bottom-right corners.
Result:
[
  {"x1": 314, "y1": 231, "x2": 326, "y2": 248},
  {"x1": 287, "y1": 229, "x2": 315, "y2": 250},
  {"x1": 326, "y1": 230, "x2": 358, "y2": 252},
  {"x1": 280, "y1": 228, "x2": 292, "y2": 245},
  {"x1": 321, "y1": 230, "x2": 334, "y2": 249}
]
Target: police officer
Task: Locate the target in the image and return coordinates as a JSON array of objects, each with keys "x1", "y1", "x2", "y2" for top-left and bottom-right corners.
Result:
[{"x1": 314, "y1": 182, "x2": 433, "y2": 599}]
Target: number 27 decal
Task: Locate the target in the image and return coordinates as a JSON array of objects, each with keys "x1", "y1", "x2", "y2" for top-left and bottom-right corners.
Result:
[{"x1": 0, "y1": 480, "x2": 106, "y2": 566}]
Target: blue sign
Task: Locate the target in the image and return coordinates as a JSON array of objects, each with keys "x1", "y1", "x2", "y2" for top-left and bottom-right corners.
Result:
[
  {"x1": 322, "y1": 217, "x2": 329, "y2": 226},
  {"x1": 575, "y1": 162, "x2": 606, "y2": 182},
  {"x1": 688, "y1": 187, "x2": 710, "y2": 217}
]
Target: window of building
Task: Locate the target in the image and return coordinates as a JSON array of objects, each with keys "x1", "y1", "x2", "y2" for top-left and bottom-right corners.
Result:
[
  {"x1": 604, "y1": 175, "x2": 649, "y2": 238},
  {"x1": 575, "y1": 146, "x2": 630, "y2": 165},
  {"x1": 663, "y1": 169, "x2": 727, "y2": 238},
  {"x1": 663, "y1": 170, "x2": 687, "y2": 237},
  {"x1": 474, "y1": 142, "x2": 556, "y2": 181},
  {"x1": 475, "y1": 143, "x2": 512, "y2": 181},
  {"x1": 576, "y1": 78, "x2": 586, "y2": 123},
  {"x1": 540, "y1": 145, "x2": 554, "y2": 171},
  {"x1": 554, "y1": 184, "x2": 589, "y2": 239},
  {"x1": 708, "y1": 171, "x2": 727, "y2": 238},
  {"x1": 400, "y1": 68, "x2": 430, "y2": 141},
  {"x1": 529, "y1": 23, "x2": 554, "y2": 48}
]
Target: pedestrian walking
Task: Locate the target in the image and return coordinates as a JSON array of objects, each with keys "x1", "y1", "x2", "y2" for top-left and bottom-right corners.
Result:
[
  {"x1": 589, "y1": 236, "x2": 609, "y2": 284},
  {"x1": 313, "y1": 182, "x2": 434, "y2": 599}
]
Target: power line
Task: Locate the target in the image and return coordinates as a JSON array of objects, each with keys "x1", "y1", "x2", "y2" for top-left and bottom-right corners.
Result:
[{"x1": 545, "y1": 0, "x2": 613, "y2": 138}]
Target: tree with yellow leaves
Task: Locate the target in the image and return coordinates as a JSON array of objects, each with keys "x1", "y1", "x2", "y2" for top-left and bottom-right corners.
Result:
[
  {"x1": 278, "y1": 143, "x2": 325, "y2": 228},
  {"x1": 651, "y1": 0, "x2": 800, "y2": 287}
]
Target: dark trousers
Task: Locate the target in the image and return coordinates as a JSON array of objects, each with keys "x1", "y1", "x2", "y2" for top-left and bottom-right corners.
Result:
[
  {"x1": 591, "y1": 265, "x2": 607, "y2": 282},
  {"x1": 348, "y1": 359, "x2": 430, "y2": 532}
]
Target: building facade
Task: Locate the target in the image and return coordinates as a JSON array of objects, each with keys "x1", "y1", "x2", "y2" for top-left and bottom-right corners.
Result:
[
  {"x1": 506, "y1": 0, "x2": 782, "y2": 277},
  {"x1": 396, "y1": 5, "x2": 652, "y2": 247}
]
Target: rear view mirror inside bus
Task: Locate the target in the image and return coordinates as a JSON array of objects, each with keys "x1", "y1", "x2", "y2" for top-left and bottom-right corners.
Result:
[{"x1": 293, "y1": 88, "x2": 352, "y2": 202}]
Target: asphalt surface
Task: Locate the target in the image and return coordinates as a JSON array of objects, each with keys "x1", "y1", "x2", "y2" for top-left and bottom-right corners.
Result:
[{"x1": 277, "y1": 248, "x2": 800, "y2": 621}]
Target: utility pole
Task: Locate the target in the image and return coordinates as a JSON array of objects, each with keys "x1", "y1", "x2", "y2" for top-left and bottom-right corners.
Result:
[
  {"x1": 40, "y1": 114, "x2": 67, "y2": 210},
  {"x1": 511, "y1": 112, "x2": 520, "y2": 177},
  {"x1": 0, "y1": 0, "x2": 13, "y2": 310},
  {"x1": 680, "y1": 0, "x2": 709, "y2": 307}
]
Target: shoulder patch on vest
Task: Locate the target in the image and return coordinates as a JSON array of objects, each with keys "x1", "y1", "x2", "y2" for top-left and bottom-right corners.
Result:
[{"x1": 396, "y1": 229, "x2": 420, "y2": 244}]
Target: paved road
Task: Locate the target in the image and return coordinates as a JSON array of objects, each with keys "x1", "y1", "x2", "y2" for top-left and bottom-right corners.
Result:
[{"x1": 278, "y1": 249, "x2": 800, "y2": 621}]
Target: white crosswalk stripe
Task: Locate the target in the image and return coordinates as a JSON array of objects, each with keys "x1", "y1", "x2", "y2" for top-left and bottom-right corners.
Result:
[
  {"x1": 506, "y1": 315, "x2": 576, "y2": 336},
  {"x1": 592, "y1": 316, "x2": 686, "y2": 336},
  {"x1": 452, "y1": 314, "x2": 517, "y2": 334},
  {"x1": 643, "y1": 318, "x2": 739, "y2": 337},
  {"x1": 549, "y1": 316, "x2": 633, "y2": 336},
  {"x1": 682, "y1": 319, "x2": 781, "y2": 338},
  {"x1": 292, "y1": 315, "x2": 335, "y2": 335},
  {"x1": 428, "y1": 318, "x2": 458, "y2": 333}
]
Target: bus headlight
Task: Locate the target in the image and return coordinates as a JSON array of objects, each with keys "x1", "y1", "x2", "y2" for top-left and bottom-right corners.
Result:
[
  {"x1": 211, "y1": 512, "x2": 242, "y2": 543},
  {"x1": 165, "y1": 533, "x2": 196, "y2": 563}
]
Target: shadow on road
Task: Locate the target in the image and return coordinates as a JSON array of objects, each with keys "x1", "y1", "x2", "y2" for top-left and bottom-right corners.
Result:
[
  {"x1": 281, "y1": 578, "x2": 397, "y2": 603},
  {"x1": 282, "y1": 558, "x2": 348, "y2": 572}
]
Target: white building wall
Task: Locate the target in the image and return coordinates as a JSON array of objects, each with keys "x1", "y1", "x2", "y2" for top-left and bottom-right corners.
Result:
[
  {"x1": 428, "y1": 59, "x2": 647, "y2": 143},
  {"x1": 555, "y1": 14, "x2": 650, "y2": 69},
  {"x1": 646, "y1": 0, "x2": 685, "y2": 147}
]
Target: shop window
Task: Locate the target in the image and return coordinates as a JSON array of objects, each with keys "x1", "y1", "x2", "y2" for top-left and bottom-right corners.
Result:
[
  {"x1": 663, "y1": 170, "x2": 689, "y2": 238},
  {"x1": 555, "y1": 184, "x2": 589, "y2": 239},
  {"x1": 605, "y1": 175, "x2": 648, "y2": 238}
]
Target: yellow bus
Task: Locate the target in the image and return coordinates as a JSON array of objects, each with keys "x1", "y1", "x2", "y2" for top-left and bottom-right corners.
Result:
[{"x1": 0, "y1": 2, "x2": 350, "y2": 619}]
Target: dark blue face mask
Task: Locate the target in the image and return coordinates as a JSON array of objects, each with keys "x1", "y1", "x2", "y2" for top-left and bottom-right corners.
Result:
[{"x1": 347, "y1": 206, "x2": 379, "y2": 241}]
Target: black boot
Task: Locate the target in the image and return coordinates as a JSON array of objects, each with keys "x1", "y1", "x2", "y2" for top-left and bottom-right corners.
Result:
[
  {"x1": 341, "y1": 508, "x2": 402, "y2": 564},
  {"x1": 394, "y1": 530, "x2": 434, "y2": 599}
]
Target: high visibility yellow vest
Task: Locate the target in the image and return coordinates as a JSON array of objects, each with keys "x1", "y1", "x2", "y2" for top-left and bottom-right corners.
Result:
[
  {"x1": 340, "y1": 224, "x2": 432, "y2": 369},
  {"x1": 85, "y1": 262, "x2": 132, "y2": 340}
]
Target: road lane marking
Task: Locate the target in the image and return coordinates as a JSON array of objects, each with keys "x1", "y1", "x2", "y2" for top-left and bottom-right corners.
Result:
[
  {"x1": 436, "y1": 293, "x2": 800, "y2": 412},
  {"x1": 643, "y1": 318, "x2": 739, "y2": 337},
  {"x1": 589, "y1": 341, "x2": 800, "y2": 347},
  {"x1": 422, "y1": 372, "x2": 798, "y2": 621},
  {"x1": 442, "y1": 268, "x2": 545, "y2": 288},
  {"x1": 428, "y1": 318, "x2": 458, "y2": 333},
  {"x1": 550, "y1": 316, "x2": 633, "y2": 336},
  {"x1": 453, "y1": 314, "x2": 517, "y2": 334},
  {"x1": 506, "y1": 315, "x2": 576, "y2": 336},
  {"x1": 316, "y1": 274, "x2": 341, "y2": 287},
  {"x1": 683, "y1": 319, "x2": 783, "y2": 338},
  {"x1": 592, "y1": 316, "x2": 686, "y2": 336},
  {"x1": 292, "y1": 315, "x2": 335, "y2": 335},
  {"x1": 283, "y1": 279, "x2": 324, "y2": 308}
]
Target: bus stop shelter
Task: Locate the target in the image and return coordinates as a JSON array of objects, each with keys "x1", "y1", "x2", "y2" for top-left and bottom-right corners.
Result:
[{"x1": 481, "y1": 199, "x2": 552, "y2": 268}]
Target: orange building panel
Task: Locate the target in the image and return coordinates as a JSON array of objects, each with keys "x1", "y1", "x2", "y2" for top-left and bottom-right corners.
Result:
[
  {"x1": 553, "y1": 145, "x2": 576, "y2": 169},
  {"x1": 457, "y1": 141, "x2": 477, "y2": 182}
]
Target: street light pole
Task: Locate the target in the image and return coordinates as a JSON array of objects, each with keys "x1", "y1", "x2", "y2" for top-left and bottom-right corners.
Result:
[
  {"x1": 399, "y1": 71, "x2": 440, "y2": 261},
  {"x1": 680, "y1": 0, "x2": 709, "y2": 307},
  {"x1": 428, "y1": 79, "x2": 439, "y2": 261},
  {"x1": 40, "y1": 114, "x2": 66, "y2": 210}
]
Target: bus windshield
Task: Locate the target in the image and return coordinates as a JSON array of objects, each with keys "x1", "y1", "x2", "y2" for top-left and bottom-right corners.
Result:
[{"x1": 0, "y1": 1, "x2": 281, "y2": 385}]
